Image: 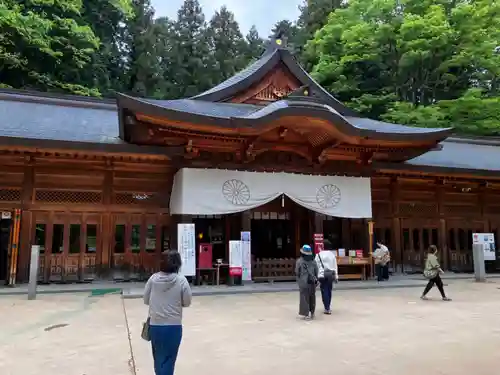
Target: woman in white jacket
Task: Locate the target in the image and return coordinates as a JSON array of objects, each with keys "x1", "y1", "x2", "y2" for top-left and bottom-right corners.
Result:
[{"x1": 315, "y1": 249, "x2": 338, "y2": 315}]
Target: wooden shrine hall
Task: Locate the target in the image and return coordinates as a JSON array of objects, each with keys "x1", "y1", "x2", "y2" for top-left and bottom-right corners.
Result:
[{"x1": 1, "y1": 36, "x2": 500, "y2": 285}]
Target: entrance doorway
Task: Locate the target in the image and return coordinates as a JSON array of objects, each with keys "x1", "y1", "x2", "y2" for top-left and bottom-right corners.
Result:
[
  {"x1": 251, "y1": 218, "x2": 295, "y2": 259},
  {"x1": 0, "y1": 219, "x2": 12, "y2": 282}
]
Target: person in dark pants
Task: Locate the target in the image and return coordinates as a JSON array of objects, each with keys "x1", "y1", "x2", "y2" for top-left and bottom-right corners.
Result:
[
  {"x1": 295, "y1": 245, "x2": 319, "y2": 320},
  {"x1": 315, "y1": 249, "x2": 338, "y2": 314},
  {"x1": 373, "y1": 242, "x2": 390, "y2": 281},
  {"x1": 144, "y1": 251, "x2": 193, "y2": 375},
  {"x1": 421, "y1": 245, "x2": 452, "y2": 301}
]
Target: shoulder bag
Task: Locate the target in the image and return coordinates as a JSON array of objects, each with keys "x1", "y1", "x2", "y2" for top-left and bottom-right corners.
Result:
[
  {"x1": 318, "y1": 253, "x2": 334, "y2": 280},
  {"x1": 141, "y1": 317, "x2": 151, "y2": 341}
]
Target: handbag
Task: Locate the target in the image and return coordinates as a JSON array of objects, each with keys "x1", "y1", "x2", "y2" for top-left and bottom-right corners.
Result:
[
  {"x1": 141, "y1": 317, "x2": 151, "y2": 341},
  {"x1": 318, "y1": 253, "x2": 334, "y2": 280},
  {"x1": 303, "y1": 263, "x2": 318, "y2": 285},
  {"x1": 423, "y1": 269, "x2": 438, "y2": 280}
]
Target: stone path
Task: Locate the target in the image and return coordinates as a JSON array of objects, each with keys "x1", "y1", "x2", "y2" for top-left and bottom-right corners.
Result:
[{"x1": 1, "y1": 279, "x2": 500, "y2": 375}]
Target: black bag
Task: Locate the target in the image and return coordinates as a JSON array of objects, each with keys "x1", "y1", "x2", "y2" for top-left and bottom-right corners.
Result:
[
  {"x1": 303, "y1": 262, "x2": 318, "y2": 285},
  {"x1": 318, "y1": 253, "x2": 334, "y2": 280}
]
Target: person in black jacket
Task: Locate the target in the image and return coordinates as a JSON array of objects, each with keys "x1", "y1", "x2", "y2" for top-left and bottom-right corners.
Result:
[{"x1": 295, "y1": 244, "x2": 319, "y2": 320}]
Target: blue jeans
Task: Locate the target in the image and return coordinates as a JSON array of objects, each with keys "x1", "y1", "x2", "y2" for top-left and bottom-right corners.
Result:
[
  {"x1": 319, "y1": 275, "x2": 333, "y2": 311},
  {"x1": 150, "y1": 325, "x2": 183, "y2": 375}
]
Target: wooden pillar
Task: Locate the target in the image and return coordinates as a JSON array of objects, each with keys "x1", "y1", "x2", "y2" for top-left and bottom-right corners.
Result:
[
  {"x1": 390, "y1": 177, "x2": 402, "y2": 272},
  {"x1": 101, "y1": 166, "x2": 113, "y2": 272},
  {"x1": 437, "y1": 181, "x2": 448, "y2": 270},
  {"x1": 314, "y1": 213, "x2": 324, "y2": 234},
  {"x1": 61, "y1": 213, "x2": 70, "y2": 282},
  {"x1": 79, "y1": 214, "x2": 87, "y2": 281},
  {"x1": 17, "y1": 162, "x2": 34, "y2": 282},
  {"x1": 242, "y1": 211, "x2": 251, "y2": 232},
  {"x1": 342, "y1": 219, "x2": 350, "y2": 249},
  {"x1": 368, "y1": 220, "x2": 374, "y2": 278}
]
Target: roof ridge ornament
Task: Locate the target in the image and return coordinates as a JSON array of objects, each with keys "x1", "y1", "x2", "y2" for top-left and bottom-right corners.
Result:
[{"x1": 265, "y1": 31, "x2": 289, "y2": 54}]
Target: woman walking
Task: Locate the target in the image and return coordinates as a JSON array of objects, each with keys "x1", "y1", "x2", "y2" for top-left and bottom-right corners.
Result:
[
  {"x1": 421, "y1": 245, "x2": 451, "y2": 301},
  {"x1": 315, "y1": 248, "x2": 338, "y2": 315},
  {"x1": 144, "y1": 250, "x2": 193, "y2": 375},
  {"x1": 295, "y1": 244, "x2": 319, "y2": 320}
]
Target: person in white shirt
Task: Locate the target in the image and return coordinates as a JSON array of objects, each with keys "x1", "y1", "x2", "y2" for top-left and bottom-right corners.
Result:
[
  {"x1": 373, "y1": 242, "x2": 391, "y2": 282},
  {"x1": 315, "y1": 249, "x2": 338, "y2": 315}
]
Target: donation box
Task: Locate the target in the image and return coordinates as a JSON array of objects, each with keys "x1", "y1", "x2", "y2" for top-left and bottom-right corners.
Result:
[{"x1": 198, "y1": 243, "x2": 213, "y2": 269}]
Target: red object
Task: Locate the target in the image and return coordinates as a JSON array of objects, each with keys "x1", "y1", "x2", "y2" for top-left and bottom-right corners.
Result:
[
  {"x1": 229, "y1": 267, "x2": 242, "y2": 276},
  {"x1": 314, "y1": 234, "x2": 324, "y2": 254},
  {"x1": 198, "y1": 243, "x2": 213, "y2": 269},
  {"x1": 356, "y1": 250, "x2": 364, "y2": 258}
]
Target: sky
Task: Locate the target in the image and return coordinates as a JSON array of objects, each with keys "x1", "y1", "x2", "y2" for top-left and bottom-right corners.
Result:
[{"x1": 151, "y1": 0, "x2": 303, "y2": 36}]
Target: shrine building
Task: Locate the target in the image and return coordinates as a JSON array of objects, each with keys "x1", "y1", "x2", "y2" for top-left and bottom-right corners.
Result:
[{"x1": 1, "y1": 36, "x2": 500, "y2": 285}]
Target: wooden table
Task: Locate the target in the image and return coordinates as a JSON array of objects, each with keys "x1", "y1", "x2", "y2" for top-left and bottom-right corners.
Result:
[{"x1": 337, "y1": 257, "x2": 371, "y2": 280}]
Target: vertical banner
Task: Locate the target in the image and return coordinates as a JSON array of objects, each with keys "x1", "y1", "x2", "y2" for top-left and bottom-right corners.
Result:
[
  {"x1": 177, "y1": 223, "x2": 196, "y2": 276},
  {"x1": 241, "y1": 232, "x2": 252, "y2": 281},
  {"x1": 473, "y1": 233, "x2": 496, "y2": 261},
  {"x1": 313, "y1": 233, "x2": 324, "y2": 254},
  {"x1": 229, "y1": 240, "x2": 243, "y2": 277}
]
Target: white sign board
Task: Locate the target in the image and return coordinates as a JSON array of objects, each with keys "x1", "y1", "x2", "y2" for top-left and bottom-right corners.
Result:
[
  {"x1": 241, "y1": 232, "x2": 252, "y2": 281},
  {"x1": 1, "y1": 211, "x2": 11, "y2": 219},
  {"x1": 473, "y1": 233, "x2": 496, "y2": 261},
  {"x1": 177, "y1": 223, "x2": 196, "y2": 276},
  {"x1": 229, "y1": 240, "x2": 243, "y2": 276}
]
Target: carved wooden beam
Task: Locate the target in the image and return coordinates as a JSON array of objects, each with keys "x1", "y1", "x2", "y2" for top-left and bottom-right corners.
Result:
[{"x1": 311, "y1": 140, "x2": 342, "y2": 164}]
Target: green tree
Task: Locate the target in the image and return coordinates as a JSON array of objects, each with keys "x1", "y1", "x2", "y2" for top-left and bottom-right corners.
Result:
[
  {"x1": 296, "y1": 0, "x2": 343, "y2": 64},
  {"x1": 0, "y1": 0, "x2": 100, "y2": 95},
  {"x1": 169, "y1": 0, "x2": 214, "y2": 97},
  {"x1": 207, "y1": 6, "x2": 247, "y2": 84},
  {"x1": 127, "y1": 0, "x2": 159, "y2": 97},
  {"x1": 152, "y1": 17, "x2": 177, "y2": 98},
  {"x1": 245, "y1": 25, "x2": 265, "y2": 61},
  {"x1": 306, "y1": 0, "x2": 500, "y2": 133},
  {"x1": 81, "y1": 0, "x2": 134, "y2": 96}
]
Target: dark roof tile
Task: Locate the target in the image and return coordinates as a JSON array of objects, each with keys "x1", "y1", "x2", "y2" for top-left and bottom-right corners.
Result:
[{"x1": 0, "y1": 96, "x2": 121, "y2": 144}]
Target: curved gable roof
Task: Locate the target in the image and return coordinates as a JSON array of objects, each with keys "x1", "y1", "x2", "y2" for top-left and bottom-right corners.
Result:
[{"x1": 191, "y1": 43, "x2": 358, "y2": 117}]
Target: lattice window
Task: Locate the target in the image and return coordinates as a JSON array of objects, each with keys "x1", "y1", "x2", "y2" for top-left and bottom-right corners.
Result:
[
  {"x1": 35, "y1": 190, "x2": 102, "y2": 204},
  {"x1": 444, "y1": 205, "x2": 480, "y2": 217},
  {"x1": 114, "y1": 192, "x2": 166, "y2": 206},
  {"x1": 0, "y1": 188, "x2": 21, "y2": 202},
  {"x1": 398, "y1": 202, "x2": 437, "y2": 217}
]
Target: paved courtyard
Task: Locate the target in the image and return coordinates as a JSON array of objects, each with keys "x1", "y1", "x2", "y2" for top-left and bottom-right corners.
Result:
[{"x1": 1, "y1": 280, "x2": 499, "y2": 375}]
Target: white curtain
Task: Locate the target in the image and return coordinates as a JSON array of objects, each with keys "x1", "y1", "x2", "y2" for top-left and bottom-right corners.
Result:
[{"x1": 170, "y1": 168, "x2": 372, "y2": 218}]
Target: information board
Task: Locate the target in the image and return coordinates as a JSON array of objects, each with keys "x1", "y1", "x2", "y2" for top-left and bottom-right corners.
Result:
[
  {"x1": 472, "y1": 233, "x2": 496, "y2": 261},
  {"x1": 178, "y1": 223, "x2": 196, "y2": 276}
]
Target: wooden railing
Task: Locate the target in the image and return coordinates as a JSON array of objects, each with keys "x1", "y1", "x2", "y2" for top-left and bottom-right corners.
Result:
[{"x1": 252, "y1": 258, "x2": 296, "y2": 281}]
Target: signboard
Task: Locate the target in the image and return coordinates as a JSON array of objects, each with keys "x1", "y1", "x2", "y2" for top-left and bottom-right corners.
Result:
[
  {"x1": 177, "y1": 223, "x2": 196, "y2": 276},
  {"x1": 198, "y1": 243, "x2": 213, "y2": 269},
  {"x1": 1, "y1": 211, "x2": 11, "y2": 219},
  {"x1": 313, "y1": 233, "x2": 324, "y2": 254},
  {"x1": 473, "y1": 233, "x2": 496, "y2": 261},
  {"x1": 241, "y1": 232, "x2": 252, "y2": 281},
  {"x1": 229, "y1": 240, "x2": 243, "y2": 276}
]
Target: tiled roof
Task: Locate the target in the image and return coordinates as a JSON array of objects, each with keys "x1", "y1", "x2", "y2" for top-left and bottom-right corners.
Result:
[
  {"x1": 0, "y1": 93, "x2": 120, "y2": 144},
  {"x1": 408, "y1": 138, "x2": 500, "y2": 172},
  {"x1": 141, "y1": 98, "x2": 261, "y2": 119}
]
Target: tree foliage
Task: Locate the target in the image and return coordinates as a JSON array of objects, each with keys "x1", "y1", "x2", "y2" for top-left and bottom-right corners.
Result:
[
  {"x1": 207, "y1": 6, "x2": 248, "y2": 84},
  {"x1": 0, "y1": 0, "x2": 101, "y2": 95},
  {"x1": 306, "y1": 0, "x2": 500, "y2": 135}
]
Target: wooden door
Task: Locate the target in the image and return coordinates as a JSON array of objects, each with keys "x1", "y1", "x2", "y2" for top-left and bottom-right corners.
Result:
[
  {"x1": 446, "y1": 219, "x2": 486, "y2": 272},
  {"x1": 401, "y1": 219, "x2": 440, "y2": 273}
]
